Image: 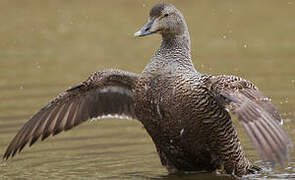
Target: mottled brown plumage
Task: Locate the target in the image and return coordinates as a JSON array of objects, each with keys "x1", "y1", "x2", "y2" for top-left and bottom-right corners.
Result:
[{"x1": 4, "y1": 3, "x2": 291, "y2": 177}]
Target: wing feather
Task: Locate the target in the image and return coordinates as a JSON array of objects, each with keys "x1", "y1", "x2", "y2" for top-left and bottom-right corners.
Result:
[
  {"x1": 208, "y1": 75, "x2": 291, "y2": 166},
  {"x1": 3, "y1": 69, "x2": 139, "y2": 159}
]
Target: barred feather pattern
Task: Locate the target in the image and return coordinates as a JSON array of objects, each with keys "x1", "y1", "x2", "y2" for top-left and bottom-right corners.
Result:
[{"x1": 206, "y1": 75, "x2": 291, "y2": 168}]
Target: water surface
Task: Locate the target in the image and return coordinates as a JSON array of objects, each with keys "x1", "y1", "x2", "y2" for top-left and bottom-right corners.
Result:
[{"x1": 0, "y1": 1, "x2": 294, "y2": 179}]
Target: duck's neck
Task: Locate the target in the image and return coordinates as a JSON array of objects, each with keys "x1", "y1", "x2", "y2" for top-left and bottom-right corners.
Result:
[
  {"x1": 143, "y1": 30, "x2": 196, "y2": 75},
  {"x1": 161, "y1": 31, "x2": 191, "y2": 52},
  {"x1": 156, "y1": 32, "x2": 194, "y2": 68}
]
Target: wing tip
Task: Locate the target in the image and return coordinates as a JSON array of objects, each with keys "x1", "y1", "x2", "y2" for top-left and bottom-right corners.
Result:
[
  {"x1": 3, "y1": 145, "x2": 16, "y2": 160},
  {"x1": 3, "y1": 152, "x2": 10, "y2": 160}
]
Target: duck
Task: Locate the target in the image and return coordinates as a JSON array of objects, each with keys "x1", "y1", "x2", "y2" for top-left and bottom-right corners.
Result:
[{"x1": 3, "y1": 2, "x2": 291, "y2": 177}]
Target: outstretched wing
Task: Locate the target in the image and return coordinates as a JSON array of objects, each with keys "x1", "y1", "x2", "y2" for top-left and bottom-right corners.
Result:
[
  {"x1": 207, "y1": 75, "x2": 291, "y2": 166},
  {"x1": 4, "y1": 69, "x2": 139, "y2": 159}
]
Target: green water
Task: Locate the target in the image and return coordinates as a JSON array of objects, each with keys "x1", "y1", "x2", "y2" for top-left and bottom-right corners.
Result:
[{"x1": 0, "y1": 1, "x2": 294, "y2": 179}]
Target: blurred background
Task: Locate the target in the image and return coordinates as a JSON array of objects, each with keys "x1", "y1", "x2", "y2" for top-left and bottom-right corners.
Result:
[{"x1": 0, "y1": 0, "x2": 294, "y2": 179}]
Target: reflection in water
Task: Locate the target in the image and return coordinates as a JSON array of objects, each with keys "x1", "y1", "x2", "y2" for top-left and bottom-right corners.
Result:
[
  {"x1": 124, "y1": 172, "x2": 238, "y2": 180},
  {"x1": 0, "y1": 0, "x2": 295, "y2": 179}
]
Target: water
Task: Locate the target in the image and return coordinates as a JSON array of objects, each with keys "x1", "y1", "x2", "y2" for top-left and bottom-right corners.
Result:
[{"x1": 0, "y1": 1, "x2": 294, "y2": 179}]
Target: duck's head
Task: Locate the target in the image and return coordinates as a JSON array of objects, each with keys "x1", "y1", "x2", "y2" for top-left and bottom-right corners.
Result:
[{"x1": 134, "y1": 3, "x2": 187, "y2": 38}]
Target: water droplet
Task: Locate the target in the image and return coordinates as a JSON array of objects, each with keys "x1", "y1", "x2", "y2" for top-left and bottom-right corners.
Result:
[
  {"x1": 144, "y1": 84, "x2": 149, "y2": 92},
  {"x1": 180, "y1": 128, "x2": 184, "y2": 136},
  {"x1": 261, "y1": 97, "x2": 270, "y2": 101},
  {"x1": 35, "y1": 61, "x2": 41, "y2": 69},
  {"x1": 284, "y1": 97, "x2": 289, "y2": 103},
  {"x1": 243, "y1": 44, "x2": 248, "y2": 48},
  {"x1": 285, "y1": 166, "x2": 292, "y2": 170},
  {"x1": 156, "y1": 104, "x2": 162, "y2": 119},
  {"x1": 172, "y1": 87, "x2": 176, "y2": 96}
]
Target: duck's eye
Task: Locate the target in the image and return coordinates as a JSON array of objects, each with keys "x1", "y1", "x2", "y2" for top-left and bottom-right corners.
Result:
[{"x1": 164, "y1": 13, "x2": 169, "y2": 17}]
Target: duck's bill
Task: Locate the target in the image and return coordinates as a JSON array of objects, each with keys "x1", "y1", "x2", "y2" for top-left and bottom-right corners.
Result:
[{"x1": 134, "y1": 19, "x2": 155, "y2": 37}]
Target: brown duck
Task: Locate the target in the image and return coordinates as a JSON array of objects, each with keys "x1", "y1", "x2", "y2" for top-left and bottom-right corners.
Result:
[{"x1": 4, "y1": 3, "x2": 291, "y2": 177}]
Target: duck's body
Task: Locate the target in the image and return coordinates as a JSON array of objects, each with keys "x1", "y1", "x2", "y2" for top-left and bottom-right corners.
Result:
[
  {"x1": 136, "y1": 72, "x2": 222, "y2": 173},
  {"x1": 4, "y1": 3, "x2": 290, "y2": 177},
  {"x1": 134, "y1": 35, "x2": 251, "y2": 174}
]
